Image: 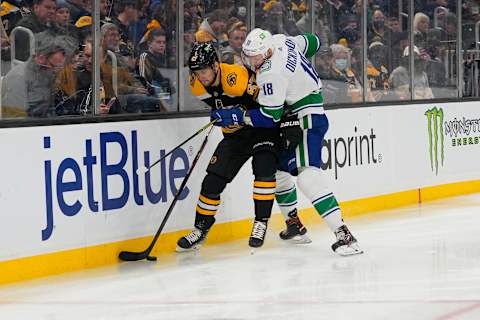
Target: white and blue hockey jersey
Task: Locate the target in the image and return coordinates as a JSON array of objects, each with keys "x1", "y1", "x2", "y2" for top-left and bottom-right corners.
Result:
[{"x1": 249, "y1": 33, "x2": 324, "y2": 126}]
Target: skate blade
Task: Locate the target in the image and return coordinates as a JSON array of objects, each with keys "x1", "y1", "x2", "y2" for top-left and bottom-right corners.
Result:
[
  {"x1": 249, "y1": 243, "x2": 265, "y2": 255},
  {"x1": 334, "y1": 243, "x2": 364, "y2": 256},
  {"x1": 284, "y1": 234, "x2": 312, "y2": 244},
  {"x1": 175, "y1": 244, "x2": 202, "y2": 253}
]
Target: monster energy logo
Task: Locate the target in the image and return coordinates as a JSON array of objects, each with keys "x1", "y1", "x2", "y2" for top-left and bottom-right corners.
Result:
[{"x1": 425, "y1": 107, "x2": 445, "y2": 175}]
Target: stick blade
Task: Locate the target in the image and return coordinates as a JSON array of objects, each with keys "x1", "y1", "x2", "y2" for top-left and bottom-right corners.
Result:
[{"x1": 118, "y1": 250, "x2": 148, "y2": 261}]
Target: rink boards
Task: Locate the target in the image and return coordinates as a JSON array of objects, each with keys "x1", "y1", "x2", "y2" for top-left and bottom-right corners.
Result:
[{"x1": 1, "y1": 101, "x2": 480, "y2": 284}]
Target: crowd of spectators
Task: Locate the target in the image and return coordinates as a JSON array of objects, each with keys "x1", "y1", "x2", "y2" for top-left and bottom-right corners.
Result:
[
  {"x1": 313, "y1": 0, "x2": 465, "y2": 103},
  {"x1": 1, "y1": 0, "x2": 178, "y2": 117},
  {"x1": 0, "y1": 0, "x2": 478, "y2": 118}
]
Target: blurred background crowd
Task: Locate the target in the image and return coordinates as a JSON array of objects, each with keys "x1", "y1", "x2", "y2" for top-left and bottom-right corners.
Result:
[{"x1": 0, "y1": 0, "x2": 478, "y2": 119}]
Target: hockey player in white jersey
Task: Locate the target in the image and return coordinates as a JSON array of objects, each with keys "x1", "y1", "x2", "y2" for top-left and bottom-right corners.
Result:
[{"x1": 211, "y1": 28, "x2": 363, "y2": 256}]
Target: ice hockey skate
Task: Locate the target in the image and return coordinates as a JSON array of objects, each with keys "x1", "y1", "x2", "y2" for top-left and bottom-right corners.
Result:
[
  {"x1": 332, "y1": 225, "x2": 363, "y2": 256},
  {"x1": 176, "y1": 228, "x2": 209, "y2": 252},
  {"x1": 177, "y1": 214, "x2": 215, "y2": 252},
  {"x1": 249, "y1": 219, "x2": 268, "y2": 249},
  {"x1": 279, "y1": 211, "x2": 312, "y2": 244}
]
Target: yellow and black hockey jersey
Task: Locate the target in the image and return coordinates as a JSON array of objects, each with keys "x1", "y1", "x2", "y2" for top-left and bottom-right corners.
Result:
[
  {"x1": 190, "y1": 63, "x2": 260, "y2": 133},
  {"x1": 0, "y1": 1, "x2": 24, "y2": 36}
]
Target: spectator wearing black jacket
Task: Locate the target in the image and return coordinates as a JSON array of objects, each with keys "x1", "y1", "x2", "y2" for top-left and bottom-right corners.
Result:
[
  {"x1": 64, "y1": 0, "x2": 89, "y2": 24},
  {"x1": 137, "y1": 28, "x2": 171, "y2": 110},
  {"x1": 111, "y1": 0, "x2": 141, "y2": 54},
  {"x1": 14, "y1": 0, "x2": 59, "y2": 61}
]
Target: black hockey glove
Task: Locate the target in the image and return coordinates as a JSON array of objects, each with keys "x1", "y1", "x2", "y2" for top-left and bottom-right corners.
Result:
[{"x1": 279, "y1": 113, "x2": 302, "y2": 152}]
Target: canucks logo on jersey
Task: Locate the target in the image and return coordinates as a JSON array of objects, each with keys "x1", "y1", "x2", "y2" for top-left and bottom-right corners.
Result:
[{"x1": 259, "y1": 60, "x2": 271, "y2": 73}]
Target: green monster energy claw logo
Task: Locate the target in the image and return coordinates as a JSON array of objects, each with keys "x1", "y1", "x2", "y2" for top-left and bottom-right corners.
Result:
[{"x1": 425, "y1": 107, "x2": 445, "y2": 175}]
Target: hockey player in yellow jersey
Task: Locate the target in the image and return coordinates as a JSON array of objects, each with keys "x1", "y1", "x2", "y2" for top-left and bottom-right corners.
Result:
[{"x1": 177, "y1": 42, "x2": 281, "y2": 250}]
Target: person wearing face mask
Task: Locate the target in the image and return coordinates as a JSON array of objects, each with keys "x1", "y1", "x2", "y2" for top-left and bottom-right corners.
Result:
[
  {"x1": 1, "y1": 32, "x2": 67, "y2": 117},
  {"x1": 28, "y1": 32, "x2": 71, "y2": 117},
  {"x1": 323, "y1": 44, "x2": 364, "y2": 104},
  {"x1": 261, "y1": 0, "x2": 301, "y2": 36},
  {"x1": 367, "y1": 41, "x2": 390, "y2": 102},
  {"x1": 367, "y1": 9, "x2": 392, "y2": 46}
]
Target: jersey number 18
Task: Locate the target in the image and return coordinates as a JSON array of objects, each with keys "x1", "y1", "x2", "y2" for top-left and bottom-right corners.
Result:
[{"x1": 263, "y1": 83, "x2": 273, "y2": 95}]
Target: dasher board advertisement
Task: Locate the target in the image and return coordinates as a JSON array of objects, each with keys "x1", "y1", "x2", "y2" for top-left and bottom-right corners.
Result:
[{"x1": 0, "y1": 102, "x2": 479, "y2": 261}]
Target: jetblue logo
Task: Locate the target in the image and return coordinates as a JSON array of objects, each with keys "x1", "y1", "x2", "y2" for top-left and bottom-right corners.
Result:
[{"x1": 42, "y1": 130, "x2": 190, "y2": 241}]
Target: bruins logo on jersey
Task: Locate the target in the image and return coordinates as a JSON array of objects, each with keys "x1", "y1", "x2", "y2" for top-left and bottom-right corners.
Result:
[
  {"x1": 210, "y1": 155, "x2": 218, "y2": 164},
  {"x1": 226, "y1": 72, "x2": 237, "y2": 87}
]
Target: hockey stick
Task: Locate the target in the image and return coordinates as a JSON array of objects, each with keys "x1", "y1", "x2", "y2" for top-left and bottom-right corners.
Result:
[
  {"x1": 136, "y1": 119, "x2": 217, "y2": 174},
  {"x1": 119, "y1": 125, "x2": 215, "y2": 262}
]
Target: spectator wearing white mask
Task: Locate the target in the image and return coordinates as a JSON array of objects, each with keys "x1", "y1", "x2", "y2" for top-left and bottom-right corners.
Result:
[{"x1": 322, "y1": 44, "x2": 366, "y2": 104}]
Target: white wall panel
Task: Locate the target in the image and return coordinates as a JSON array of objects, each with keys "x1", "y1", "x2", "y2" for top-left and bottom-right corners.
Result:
[{"x1": 1, "y1": 101, "x2": 479, "y2": 261}]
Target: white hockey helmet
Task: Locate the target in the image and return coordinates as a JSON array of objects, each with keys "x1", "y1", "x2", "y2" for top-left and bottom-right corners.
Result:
[{"x1": 241, "y1": 28, "x2": 273, "y2": 70}]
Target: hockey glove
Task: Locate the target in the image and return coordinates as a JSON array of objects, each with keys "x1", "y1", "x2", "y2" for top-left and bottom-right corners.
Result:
[
  {"x1": 280, "y1": 114, "x2": 302, "y2": 152},
  {"x1": 211, "y1": 106, "x2": 245, "y2": 127}
]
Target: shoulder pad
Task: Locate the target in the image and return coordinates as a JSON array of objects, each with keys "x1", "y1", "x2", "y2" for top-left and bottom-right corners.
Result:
[
  {"x1": 220, "y1": 63, "x2": 249, "y2": 96},
  {"x1": 190, "y1": 74, "x2": 208, "y2": 98}
]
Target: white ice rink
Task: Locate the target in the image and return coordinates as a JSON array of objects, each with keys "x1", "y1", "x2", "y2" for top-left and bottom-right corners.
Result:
[{"x1": 1, "y1": 194, "x2": 480, "y2": 320}]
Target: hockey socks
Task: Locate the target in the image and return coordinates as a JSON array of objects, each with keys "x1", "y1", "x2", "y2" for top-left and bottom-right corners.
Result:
[
  {"x1": 297, "y1": 167, "x2": 343, "y2": 231},
  {"x1": 248, "y1": 178, "x2": 275, "y2": 248},
  {"x1": 195, "y1": 193, "x2": 221, "y2": 217},
  {"x1": 297, "y1": 167, "x2": 362, "y2": 255},
  {"x1": 252, "y1": 178, "x2": 275, "y2": 221},
  {"x1": 177, "y1": 193, "x2": 219, "y2": 252},
  {"x1": 275, "y1": 179, "x2": 298, "y2": 220},
  {"x1": 312, "y1": 192, "x2": 343, "y2": 231}
]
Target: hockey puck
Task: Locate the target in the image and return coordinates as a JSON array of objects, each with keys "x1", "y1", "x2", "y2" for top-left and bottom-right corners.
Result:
[{"x1": 146, "y1": 256, "x2": 157, "y2": 261}]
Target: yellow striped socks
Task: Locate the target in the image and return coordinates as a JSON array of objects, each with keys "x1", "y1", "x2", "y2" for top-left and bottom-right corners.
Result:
[
  {"x1": 253, "y1": 180, "x2": 276, "y2": 201},
  {"x1": 196, "y1": 194, "x2": 221, "y2": 216}
]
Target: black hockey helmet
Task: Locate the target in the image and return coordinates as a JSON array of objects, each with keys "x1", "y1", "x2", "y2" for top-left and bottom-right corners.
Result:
[{"x1": 188, "y1": 42, "x2": 219, "y2": 71}]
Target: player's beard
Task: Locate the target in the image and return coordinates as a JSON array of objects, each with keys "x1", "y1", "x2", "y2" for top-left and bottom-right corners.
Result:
[{"x1": 201, "y1": 68, "x2": 219, "y2": 87}]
